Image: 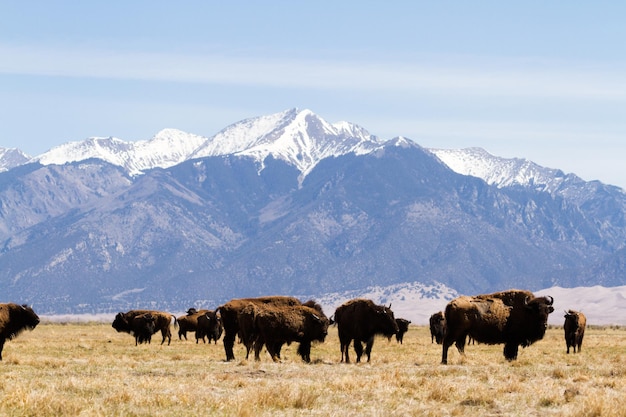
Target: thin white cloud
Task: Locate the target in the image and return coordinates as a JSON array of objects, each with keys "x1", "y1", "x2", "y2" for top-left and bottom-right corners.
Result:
[{"x1": 1, "y1": 42, "x2": 626, "y2": 100}]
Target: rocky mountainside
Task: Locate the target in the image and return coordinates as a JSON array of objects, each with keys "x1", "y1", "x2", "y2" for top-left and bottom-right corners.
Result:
[{"x1": 1, "y1": 109, "x2": 625, "y2": 314}]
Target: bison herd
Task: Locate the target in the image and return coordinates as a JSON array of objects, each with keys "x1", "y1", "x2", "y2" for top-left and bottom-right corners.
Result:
[{"x1": 0, "y1": 289, "x2": 590, "y2": 363}]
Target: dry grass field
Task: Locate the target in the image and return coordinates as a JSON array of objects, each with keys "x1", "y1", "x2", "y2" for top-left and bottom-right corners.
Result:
[{"x1": 0, "y1": 322, "x2": 624, "y2": 416}]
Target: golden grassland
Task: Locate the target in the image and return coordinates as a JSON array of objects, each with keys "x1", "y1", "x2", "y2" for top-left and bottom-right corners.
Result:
[{"x1": 0, "y1": 322, "x2": 624, "y2": 416}]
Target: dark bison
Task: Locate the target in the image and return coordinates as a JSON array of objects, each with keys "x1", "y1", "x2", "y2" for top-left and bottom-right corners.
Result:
[
  {"x1": 429, "y1": 311, "x2": 446, "y2": 344},
  {"x1": 0, "y1": 303, "x2": 40, "y2": 360},
  {"x1": 176, "y1": 308, "x2": 209, "y2": 341},
  {"x1": 112, "y1": 310, "x2": 177, "y2": 345},
  {"x1": 441, "y1": 289, "x2": 554, "y2": 364},
  {"x1": 251, "y1": 303, "x2": 330, "y2": 362},
  {"x1": 334, "y1": 299, "x2": 399, "y2": 363},
  {"x1": 564, "y1": 310, "x2": 586, "y2": 354},
  {"x1": 131, "y1": 313, "x2": 156, "y2": 346},
  {"x1": 392, "y1": 318, "x2": 411, "y2": 344},
  {"x1": 217, "y1": 296, "x2": 303, "y2": 361},
  {"x1": 195, "y1": 310, "x2": 222, "y2": 344}
]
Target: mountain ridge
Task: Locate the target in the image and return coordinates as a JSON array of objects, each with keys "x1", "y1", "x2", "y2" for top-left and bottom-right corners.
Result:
[{"x1": 1, "y1": 109, "x2": 625, "y2": 316}]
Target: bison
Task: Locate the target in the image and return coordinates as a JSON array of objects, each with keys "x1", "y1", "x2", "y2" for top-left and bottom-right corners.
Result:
[
  {"x1": 250, "y1": 303, "x2": 330, "y2": 362},
  {"x1": 393, "y1": 318, "x2": 411, "y2": 344},
  {"x1": 429, "y1": 311, "x2": 446, "y2": 344},
  {"x1": 112, "y1": 310, "x2": 177, "y2": 345},
  {"x1": 176, "y1": 308, "x2": 209, "y2": 341},
  {"x1": 441, "y1": 289, "x2": 554, "y2": 364},
  {"x1": 0, "y1": 303, "x2": 40, "y2": 360},
  {"x1": 334, "y1": 299, "x2": 399, "y2": 363},
  {"x1": 217, "y1": 296, "x2": 303, "y2": 361},
  {"x1": 131, "y1": 313, "x2": 156, "y2": 346},
  {"x1": 564, "y1": 310, "x2": 586, "y2": 354},
  {"x1": 195, "y1": 310, "x2": 222, "y2": 344}
]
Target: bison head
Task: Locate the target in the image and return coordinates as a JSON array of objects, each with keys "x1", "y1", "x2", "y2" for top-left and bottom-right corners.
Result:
[
  {"x1": 112, "y1": 312, "x2": 131, "y2": 333},
  {"x1": 308, "y1": 312, "x2": 330, "y2": 342},
  {"x1": 521, "y1": 295, "x2": 554, "y2": 344},
  {"x1": 19, "y1": 305, "x2": 40, "y2": 331},
  {"x1": 375, "y1": 304, "x2": 399, "y2": 337},
  {"x1": 5, "y1": 305, "x2": 40, "y2": 340}
]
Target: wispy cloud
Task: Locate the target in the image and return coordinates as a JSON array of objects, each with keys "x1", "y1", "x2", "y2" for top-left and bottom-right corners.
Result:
[{"x1": 2, "y1": 43, "x2": 626, "y2": 101}]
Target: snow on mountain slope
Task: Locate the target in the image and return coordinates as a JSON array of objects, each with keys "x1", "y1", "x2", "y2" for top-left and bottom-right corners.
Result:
[
  {"x1": 429, "y1": 147, "x2": 575, "y2": 192},
  {"x1": 30, "y1": 109, "x2": 385, "y2": 179},
  {"x1": 0, "y1": 147, "x2": 31, "y2": 172},
  {"x1": 192, "y1": 108, "x2": 386, "y2": 179},
  {"x1": 34, "y1": 129, "x2": 207, "y2": 176}
]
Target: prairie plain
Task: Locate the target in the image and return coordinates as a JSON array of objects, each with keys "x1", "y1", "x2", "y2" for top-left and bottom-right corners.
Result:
[{"x1": 0, "y1": 322, "x2": 624, "y2": 416}]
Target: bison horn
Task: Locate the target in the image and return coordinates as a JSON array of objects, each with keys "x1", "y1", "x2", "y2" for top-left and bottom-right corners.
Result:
[{"x1": 546, "y1": 296, "x2": 554, "y2": 305}]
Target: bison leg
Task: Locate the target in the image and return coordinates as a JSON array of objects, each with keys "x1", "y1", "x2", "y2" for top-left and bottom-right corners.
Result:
[
  {"x1": 364, "y1": 337, "x2": 375, "y2": 362},
  {"x1": 340, "y1": 340, "x2": 351, "y2": 363},
  {"x1": 253, "y1": 338, "x2": 264, "y2": 361},
  {"x1": 441, "y1": 337, "x2": 457, "y2": 365},
  {"x1": 354, "y1": 340, "x2": 364, "y2": 363},
  {"x1": 223, "y1": 328, "x2": 237, "y2": 361},
  {"x1": 297, "y1": 341, "x2": 312, "y2": 363},
  {"x1": 503, "y1": 343, "x2": 519, "y2": 361}
]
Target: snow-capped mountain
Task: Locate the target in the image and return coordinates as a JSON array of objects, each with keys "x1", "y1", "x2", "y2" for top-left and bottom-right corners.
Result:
[
  {"x1": 191, "y1": 108, "x2": 385, "y2": 180},
  {"x1": 0, "y1": 147, "x2": 30, "y2": 172},
  {"x1": 429, "y1": 147, "x2": 575, "y2": 192},
  {"x1": 31, "y1": 109, "x2": 384, "y2": 181},
  {"x1": 34, "y1": 129, "x2": 207, "y2": 176},
  {"x1": 2, "y1": 108, "x2": 626, "y2": 318}
]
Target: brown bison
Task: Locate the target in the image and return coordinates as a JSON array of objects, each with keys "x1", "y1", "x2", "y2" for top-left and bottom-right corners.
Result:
[
  {"x1": 131, "y1": 313, "x2": 156, "y2": 346},
  {"x1": 334, "y1": 299, "x2": 399, "y2": 363},
  {"x1": 195, "y1": 310, "x2": 222, "y2": 344},
  {"x1": 441, "y1": 289, "x2": 554, "y2": 364},
  {"x1": 251, "y1": 303, "x2": 330, "y2": 362},
  {"x1": 0, "y1": 303, "x2": 40, "y2": 360},
  {"x1": 564, "y1": 310, "x2": 586, "y2": 354},
  {"x1": 393, "y1": 318, "x2": 411, "y2": 344},
  {"x1": 176, "y1": 308, "x2": 209, "y2": 341},
  {"x1": 112, "y1": 310, "x2": 177, "y2": 345},
  {"x1": 429, "y1": 311, "x2": 446, "y2": 344},
  {"x1": 217, "y1": 296, "x2": 303, "y2": 361}
]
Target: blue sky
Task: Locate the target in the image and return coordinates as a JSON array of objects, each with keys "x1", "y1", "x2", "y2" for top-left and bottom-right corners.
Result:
[{"x1": 2, "y1": 1, "x2": 626, "y2": 188}]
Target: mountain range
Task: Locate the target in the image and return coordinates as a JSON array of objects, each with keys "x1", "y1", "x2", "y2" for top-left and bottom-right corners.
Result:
[{"x1": 1, "y1": 108, "x2": 625, "y2": 322}]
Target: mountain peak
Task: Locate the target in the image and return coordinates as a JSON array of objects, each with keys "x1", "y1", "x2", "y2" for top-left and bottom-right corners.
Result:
[
  {"x1": 192, "y1": 109, "x2": 386, "y2": 179},
  {"x1": 0, "y1": 147, "x2": 31, "y2": 172}
]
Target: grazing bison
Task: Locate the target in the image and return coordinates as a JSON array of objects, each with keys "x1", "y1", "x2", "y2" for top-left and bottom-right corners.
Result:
[
  {"x1": 441, "y1": 289, "x2": 554, "y2": 364},
  {"x1": 0, "y1": 303, "x2": 40, "y2": 360},
  {"x1": 251, "y1": 303, "x2": 330, "y2": 363},
  {"x1": 429, "y1": 311, "x2": 446, "y2": 344},
  {"x1": 334, "y1": 299, "x2": 399, "y2": 363},
  {"x1": 112, "y1": 310, "x2": 177, "y2": 345},
  {"x1": 217, "y1": 296, "x2": 303, "y2": 361},
  {"x1": 564, "y1": 310, "x2": 586, "y2": 354},
  {"x1": 195, "y1": 310, "x2": 222, "y2": 344},
  {"x1": 393, "y1": 318, "x2": 411, "y2": 344},
  {"x1": 177, "y1": 308, "x2": 209, "y2": 341}
]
